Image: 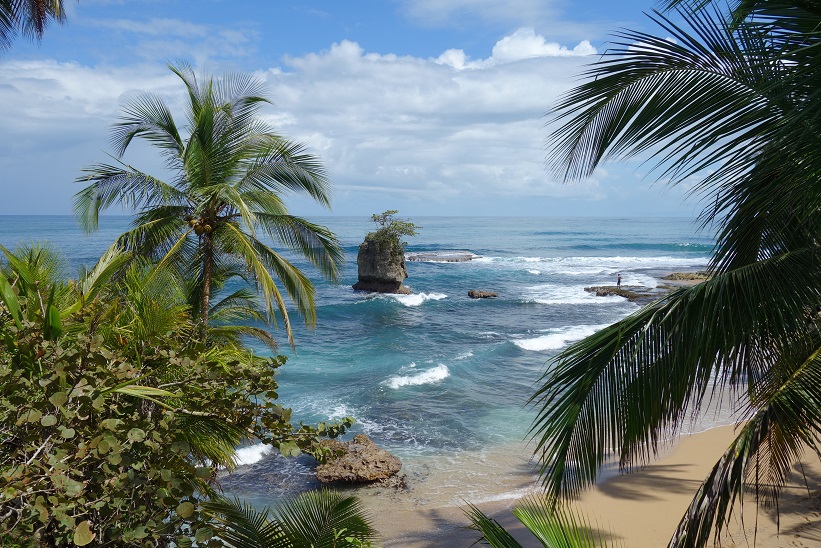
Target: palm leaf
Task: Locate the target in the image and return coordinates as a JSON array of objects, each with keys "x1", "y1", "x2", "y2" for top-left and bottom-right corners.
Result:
[{"x1": 273, "y1": 490, "x2": 378, "y2": 548}]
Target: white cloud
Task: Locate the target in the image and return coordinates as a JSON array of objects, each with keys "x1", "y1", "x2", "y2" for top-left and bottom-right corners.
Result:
[
  {"x1": 0, "y1": 31, "x2": 613, "y2": 215},
  {"x1": 437, "y1": 28, "x2": 596, "y2": 69}
]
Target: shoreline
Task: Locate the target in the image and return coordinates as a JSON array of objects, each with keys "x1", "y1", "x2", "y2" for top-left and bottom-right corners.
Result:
[{"x1": 367, "y1": 424, "x2": 821, "y2": 547}]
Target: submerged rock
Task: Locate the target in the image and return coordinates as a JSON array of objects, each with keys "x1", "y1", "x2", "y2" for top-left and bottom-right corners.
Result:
[
  {"x1": 468, "y1": 290, "x2": 498, "y2": 299},
  {"x1": 316, "y1": 434, "x2": 402, "y2": 484},
  {"x1": 352, "y1": 236, "x2": 410, "y2": 294}
]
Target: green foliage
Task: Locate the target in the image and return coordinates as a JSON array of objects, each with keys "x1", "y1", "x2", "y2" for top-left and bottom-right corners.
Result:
[
  {"x1": 0, "y1": 244, "x2": 353, "y2": 545},
  {"x1": 536, "y1": 1, "x2": 821, "y2": 547},
  {"x1": 74, "y1": 63, "x2": 344, "y2": 347},
  {"x1": 202, "y1": 491, "x2": 378, "y2": 547},
  {"x1": 367, "y1": 210, "x2": 420, "y2": 251},
  {"x1": 0, "y1": 0, "x2": 65, "y2": 53},
  {"x1": 467, "y1": 499, "x2": 622, "y2": 548}
]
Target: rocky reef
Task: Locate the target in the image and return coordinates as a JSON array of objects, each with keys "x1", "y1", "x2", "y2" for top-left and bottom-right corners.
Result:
[{"x1": 316, "y1": 434, "x2": 403, "y2": 485}]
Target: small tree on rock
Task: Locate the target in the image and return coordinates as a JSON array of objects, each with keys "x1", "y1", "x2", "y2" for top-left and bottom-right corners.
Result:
[{"x1": 367, "y1": 210, "x2": 419, "y2": 251}]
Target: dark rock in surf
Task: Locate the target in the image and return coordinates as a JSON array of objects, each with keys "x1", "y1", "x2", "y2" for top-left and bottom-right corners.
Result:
[
  {"x1": 316, "y1": 434, "x2": 402, "y2": 484},
  {"x1": 468, "y1": 290, "x2": 498, "y2": 299}
]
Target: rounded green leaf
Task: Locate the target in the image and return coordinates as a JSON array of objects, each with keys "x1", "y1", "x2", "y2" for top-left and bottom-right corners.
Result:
[
  {"x1": 60, "y1": 427, "x2": 76, "y2": 439},
  {"x1": 74, "y1": 520, "x2": 95, "y2": 546},
  {"x1": 49, "y1": 391, "x2": 68, "y2": 407},
  {"x1": 40, "y1": 415, "x2": 58, "y2": 427},
  {"x1": 24, "y1": 409, "x2": 43, "y2": 423},
  {"x1": 127, "y1": 428, "x2": 146, "y2": 443},
  {"x1": 176, "y1": 501, "x2": 195, "y2": 519}
]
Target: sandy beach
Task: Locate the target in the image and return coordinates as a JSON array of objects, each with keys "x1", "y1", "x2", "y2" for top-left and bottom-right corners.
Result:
[{"x1": 368, "y1": 425, "x2": 821, "y2": 547}]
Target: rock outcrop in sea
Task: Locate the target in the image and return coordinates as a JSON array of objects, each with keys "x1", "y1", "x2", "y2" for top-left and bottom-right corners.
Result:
[
  {"x1": 468, "y1": 290, "x2": 497, "y2": 299},
  {"x1": 352, "y1": 235, "x2": 411, "y2": 294},
  {"x1": 316, "y1": 434, "x2": 403, "y2": 485}
]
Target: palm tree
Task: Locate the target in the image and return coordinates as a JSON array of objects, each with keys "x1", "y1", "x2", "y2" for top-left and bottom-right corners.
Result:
[
  {"x1": 0, "y1": 0, "x2": 65, "y2": 52},
  {"x1": 530, "y1": 2, "x2": 821, "y2": 546},
  {"x1": 202, "y1": 490, "x2": 378, "y2": 547},
  {"x1": 74, "y1": 63, "x2": 343, "y2": 345}
]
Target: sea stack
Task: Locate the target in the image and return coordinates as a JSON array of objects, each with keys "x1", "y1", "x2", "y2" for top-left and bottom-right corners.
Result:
[{"x1": 352, "y1": 234, "x2": 411, "y2": 294}]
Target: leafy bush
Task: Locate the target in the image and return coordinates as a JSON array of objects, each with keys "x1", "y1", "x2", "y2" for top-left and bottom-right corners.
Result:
[
  {"x1": 366, "y1": 210, "x2": 419, "y2": 251},
  {"x1": 0, "y1": 245, "x2": 353, "y2": 545}
]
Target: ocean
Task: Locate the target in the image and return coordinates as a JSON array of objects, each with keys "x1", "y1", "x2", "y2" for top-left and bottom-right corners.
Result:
[{"x1": 0, "y1": 215, "x2": 720, "y2": 509}]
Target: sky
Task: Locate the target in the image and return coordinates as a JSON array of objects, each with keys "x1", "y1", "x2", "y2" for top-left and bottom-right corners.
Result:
[{"x1": 0, "y1": 0, "x2": 703, "y2": 218}]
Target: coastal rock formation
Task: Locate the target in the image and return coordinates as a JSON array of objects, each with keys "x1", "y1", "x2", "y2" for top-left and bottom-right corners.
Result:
[
  {"x1": 661, "y1": 271, "x2": 710, "y2": 281},
  {"x1": 316, "y1": 434, "x2": 402, "y2": 484},
  {"x1": 585, "y1": 285, "x2": 659, "y2": 304},
  {"x1": 352, "y1": 235, "x2": 411, "y2": 294},
  {"x1": 468, "y1": 290, "x2": 497, "y2": 299}
]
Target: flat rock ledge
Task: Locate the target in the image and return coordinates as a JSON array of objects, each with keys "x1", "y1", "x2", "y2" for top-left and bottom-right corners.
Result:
[
  {"x1": 316, "y1": 434, "x2": 403, "y2": 485},
  {"x1": 407, "y1": 251, "x2": 481, "y2": 262},
  {"x1": 468, "y1": 290, "x2": 497, "y2": 299},
  {"x1": 584, "y1": 286, "x2": 661, "y2": 304}
]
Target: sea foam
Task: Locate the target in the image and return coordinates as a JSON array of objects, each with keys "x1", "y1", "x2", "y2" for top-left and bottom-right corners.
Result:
[
  {"x1": 234, "y1": 443, "x2": 271, "y2": 466},
  {"x1": 386, "y1": 364, "x2": 450, "y2": 389},
  {"x1": 388, "y1": 292, "x2": 447, "y2": 307},
  {"x1": 513, "y1": 324, "x2": 610, "y2": 351}
]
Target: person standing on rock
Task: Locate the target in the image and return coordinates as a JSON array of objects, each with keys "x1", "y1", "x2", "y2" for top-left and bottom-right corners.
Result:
[{"x1": 617, "y1": 273, "x2": 622, "y2": 289}]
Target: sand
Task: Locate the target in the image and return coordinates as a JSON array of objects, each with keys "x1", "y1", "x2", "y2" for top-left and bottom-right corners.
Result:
[{"x1": 368, "y1": 425, "x2": 821, "y2": 547}]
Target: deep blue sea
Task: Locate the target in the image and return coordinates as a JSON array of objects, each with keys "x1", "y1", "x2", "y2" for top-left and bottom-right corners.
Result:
[{"x1": 0, "y1": 215, "x2": 717, "y2": 507}]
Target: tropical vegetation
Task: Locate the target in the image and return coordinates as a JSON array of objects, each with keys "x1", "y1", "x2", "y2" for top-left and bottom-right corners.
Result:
[
  {"x1": 204, "y1": 491, "x2": 377, "y2": 547},
  {"x1": 0, "y1": 0, "x2": 64, "y2": 53},
  {"x1": 366, "y1": 210, "x2": 419, "y2": 252},
  {"x1": 514, "y1": 0, "x2": 821, "y2": 546},
  {"x1": 0, "y1": 243, "x2": 354, "y2": 545},
  {"x1": 74, "y1": 62, "x2": 344, "y2": 346}
]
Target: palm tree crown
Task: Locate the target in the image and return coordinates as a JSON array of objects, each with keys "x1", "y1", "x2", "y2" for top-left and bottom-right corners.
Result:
[{"x1": 75, "y1": 63, "x2": 343, "y2": 346}]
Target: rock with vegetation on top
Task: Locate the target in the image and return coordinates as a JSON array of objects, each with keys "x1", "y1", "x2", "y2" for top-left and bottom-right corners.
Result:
[
  {"x1": 316, "y1": 434, "x2": 403, "y2": 484},
  {"x1": 353, "y1": 210, "x2": 419, "y2": 294},
  {"x1": 352, "y1": 235, "x2": 411, "y2": 294}
]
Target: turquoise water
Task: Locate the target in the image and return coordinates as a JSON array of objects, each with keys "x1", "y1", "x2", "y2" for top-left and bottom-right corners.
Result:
[{"x1": 0, "y1": 215, "x2": 715, "y2": 506}]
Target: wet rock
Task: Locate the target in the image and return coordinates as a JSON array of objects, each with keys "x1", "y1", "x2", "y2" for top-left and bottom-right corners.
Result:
[
  {"x1": 468, "y1": 290, "x2": 498, "y2": 299},
  {"x1": 316, "y1": 434, "x2": 402, "y2": 484}
]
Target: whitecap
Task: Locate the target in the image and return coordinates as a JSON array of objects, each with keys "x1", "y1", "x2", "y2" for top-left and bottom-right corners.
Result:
[
  {"x1": 512, "y1": 324, "x2": 610, "y2": 351},
  {"x1": 522, "y1": 284, "x2": 621, "y2": 305},
  {"x1": 454, "y1": 351, "x2": 474, "y2": 360},
  {"x1": 527, "y1": 269, "x2": 541, "y2": 275},
  {"x1": 234, "y1": 443, "x2": 271, "y2": 466},
  {"x1": 385, "y1": 364, "x2": 450, "y2": 389},
  {"x1": 388, "y1": 292, "x2": 447, "y2": 307}
]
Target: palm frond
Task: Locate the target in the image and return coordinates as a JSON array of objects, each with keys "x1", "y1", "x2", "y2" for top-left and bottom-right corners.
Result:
[
  {"x1": 111, "y1": 92, "x2": 184, "y2": 161},
  {"x1": 202, "y1": 496, "x2": 286, "y2": 548},
  {"x1": 530, "y1": 248, "x2": 821, "y2": 501},
  {"x1": 74, "y1": 160, "x2": 186, "y2": 232},
  {"x1": 273, "y1": 490, "x2": 378, "y2": 548},
  {"x1": 255, "y1": 213, "x2": 343, "y2": 283},
  {"x1": 465, "y1": 504, "x2": 525, "y2": 548},
  {"x1": 670, "y1": 338, "x2": 821, "y2": 547}
]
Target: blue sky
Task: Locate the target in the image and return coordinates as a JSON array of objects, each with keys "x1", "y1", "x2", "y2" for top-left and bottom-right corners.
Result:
[{"x1": 0, "y1": 0, "x2": 701, "y2": 217}]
